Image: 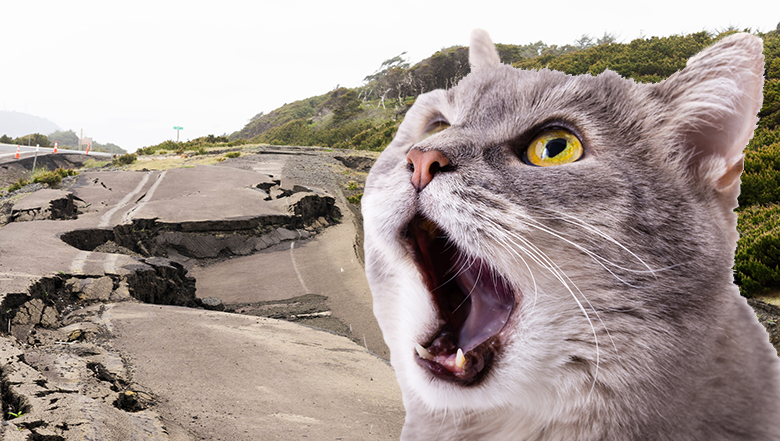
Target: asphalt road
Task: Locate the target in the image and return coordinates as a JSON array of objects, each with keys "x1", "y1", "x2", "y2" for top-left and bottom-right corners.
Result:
[{"x1": 0, "y1": 148, "x2": 402, "y2": 440}]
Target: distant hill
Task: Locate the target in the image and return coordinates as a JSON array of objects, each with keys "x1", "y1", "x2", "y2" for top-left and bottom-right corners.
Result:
[{"x1": 0, "y1": 111, "x2": 61, "y2": 138}]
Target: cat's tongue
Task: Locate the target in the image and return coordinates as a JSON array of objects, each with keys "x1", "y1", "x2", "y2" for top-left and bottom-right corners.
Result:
[
  {"x1": 453, "y1": 260, "x2": 514, "y2": 352},
  {"x1": 407, "y1": 216, "x2": 515, "y2": 385}
]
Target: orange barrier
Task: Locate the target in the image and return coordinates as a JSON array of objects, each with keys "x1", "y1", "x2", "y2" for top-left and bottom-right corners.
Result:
[
  {"x1": 53, "y1": 141, "x2": 58, "y2": 153},
  {"x1": 14, "y1": 145, "x2": 20, "y2": 159},
  {"x1": 85, "y1": 142, "x2": 91, "y2": 155}
]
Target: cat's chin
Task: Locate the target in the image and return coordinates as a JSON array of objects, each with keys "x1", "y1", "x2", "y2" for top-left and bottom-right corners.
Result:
[{"x1": 404, "y1": 215, "x2": 516, "y2": 386}]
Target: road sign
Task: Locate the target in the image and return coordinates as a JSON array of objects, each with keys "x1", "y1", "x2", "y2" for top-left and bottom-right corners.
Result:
[{"x1": 174, "y1": 126, "x2": 183, "y2": 142}]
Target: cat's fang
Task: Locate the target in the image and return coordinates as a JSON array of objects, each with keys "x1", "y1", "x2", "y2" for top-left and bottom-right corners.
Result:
[
  {"x1": 416, "y1": 343, "x2": 435, "y2": 361},
  {"x1": 455, "y1": 348, "x2": 466, "y2": 369}
]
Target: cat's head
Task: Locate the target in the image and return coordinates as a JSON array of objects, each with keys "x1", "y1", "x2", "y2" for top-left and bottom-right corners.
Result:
[{"x1": 362, "y1": 29, "x2": 764, "y2": 418}]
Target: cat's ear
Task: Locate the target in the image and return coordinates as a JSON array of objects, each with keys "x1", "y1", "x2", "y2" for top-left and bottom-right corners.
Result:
[
  {"x1": 470, "y1": 29, "x2": 501, "y2": 72},
  {"x1": 659, "y1": 33, "x2": 764, "y2": 193}
]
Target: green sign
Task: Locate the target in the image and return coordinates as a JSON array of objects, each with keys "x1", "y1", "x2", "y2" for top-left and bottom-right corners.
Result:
[{"x1": 174, "y1": 126, "x2": 183, "y2": 130}]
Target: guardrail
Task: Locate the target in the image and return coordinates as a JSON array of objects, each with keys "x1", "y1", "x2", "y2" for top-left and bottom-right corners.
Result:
[{"x1": 0, "y1": 143, "x2": 112, "y2": 158}]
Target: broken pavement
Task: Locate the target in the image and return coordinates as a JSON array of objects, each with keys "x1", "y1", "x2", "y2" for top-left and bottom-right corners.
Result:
[{"x1": 0, "y1": 147, "x2": 400, "y2": 440}]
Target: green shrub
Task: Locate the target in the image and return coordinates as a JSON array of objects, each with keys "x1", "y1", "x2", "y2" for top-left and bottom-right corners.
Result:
[
  {"x1": 740, "y1": 129, "x2": 780, "y2": 207},
  {"x1": 345, "y1": 120, "x2": 399, "y2": 150},
  {"x1": 8, "y1": 178, "x2": 29, "y2": 193},
  {"x1": 347, "y1": 193, "x2": 363, "y2": 206},
  {"x1": 759, "y1": 31, "x2": 780, "y2": 130},
  {"x1": 30, "y1": 167, "x2": 77, "y2": 187},
  {"x1": 55, "y1": 167, "x2": 79, "y2": 178},
  {"x1": 735, "y1": 204, "x2": 780, "y2": 296},
  {"x1": 138, "y1": 140, "x2": 179, "y2": 155},
  {"x1": 113, "y1": 153, "x2": 137, "y2": 166},
  {"x1": 224, "y1": 152, "x2": 241, "y2": 159},
  {"x1": 138, "y1": 135, "x2": 243, "y2": 156}
]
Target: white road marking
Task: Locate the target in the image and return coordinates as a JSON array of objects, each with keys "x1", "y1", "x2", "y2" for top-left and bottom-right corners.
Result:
[
  {"x1": 122, "y1": 170, "x2": 166, "y2": 224},
  {"x1": 103, "y1": 253, "x2": 119, "y2": 274},
  {"x1": 98, "y1": 172, "x2": 151, "y2": 227},
  {"x1": 289, "y1": 241, "x2": 310, "y2": 294},
  {"x1": 70, "y1": 250, "x2": 91, "y2": 273}
]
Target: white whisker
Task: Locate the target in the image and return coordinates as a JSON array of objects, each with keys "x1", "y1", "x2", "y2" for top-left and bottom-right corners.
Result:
[
  {"x1": 482, "y1": 216, "x2": 612, "y2": 396},
  {"x1": 528, "y1": 205, "x2": 659, "y2": 278}
]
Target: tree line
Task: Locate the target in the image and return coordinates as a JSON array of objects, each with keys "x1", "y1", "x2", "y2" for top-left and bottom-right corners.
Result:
[{"x1": 0, "y1": 130, "x2": 126, "y2": 154}]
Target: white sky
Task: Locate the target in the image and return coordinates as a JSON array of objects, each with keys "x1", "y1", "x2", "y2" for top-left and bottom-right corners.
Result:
[{"x1": 2, "y1": 0, "x2": 778, "y2": 152}]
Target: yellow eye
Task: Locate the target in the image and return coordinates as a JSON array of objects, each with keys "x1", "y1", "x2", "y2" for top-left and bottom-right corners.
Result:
[
  {"x1": 525, "y1": 129, "x2": 583, "y2": 167},
  {"x1": 420, "y1": 121, "x2": 449, "y2": 141}
]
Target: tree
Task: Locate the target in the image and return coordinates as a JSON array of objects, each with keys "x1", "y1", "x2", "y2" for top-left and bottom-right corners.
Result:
[
  {"x1": 363, "y1": 53, "x2": 410, "y2": 83},
  {"x1": 15, "y1": 133, "x2": 50, "y2": 147},
  {"x1": 574, "y1": 34, "x2": 595, "y2": 49},
  {"x1": 48, "y1": 129, "x2": 79, "y2": 147},
  {"x1": 597, "y1": 32, "x2": 618, "y2": 45}
]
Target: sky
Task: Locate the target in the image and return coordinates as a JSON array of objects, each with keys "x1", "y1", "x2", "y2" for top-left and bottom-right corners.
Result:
[{"x1": 2, "y1": 0, "x2": 778, "y2": 152}]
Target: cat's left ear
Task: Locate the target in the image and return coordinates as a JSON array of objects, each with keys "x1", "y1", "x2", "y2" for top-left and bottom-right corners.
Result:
[
  {"x1": 660, "y1": 33, "x2": 764, "y2": 194},
  {"x1": 470, "y1": 29, "x2": 501, "y2": 72}
]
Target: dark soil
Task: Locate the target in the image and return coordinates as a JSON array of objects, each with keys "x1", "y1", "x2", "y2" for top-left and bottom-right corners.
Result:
[
  {"x1": 0, "y1": 154, "x2": 91, "y2": 188},
  {"x1": 748, "y1": 298, "x2": 780, "y2": 356},
  {"x1": 225, "y1": 294, "x2": 354, "y2": 343}
]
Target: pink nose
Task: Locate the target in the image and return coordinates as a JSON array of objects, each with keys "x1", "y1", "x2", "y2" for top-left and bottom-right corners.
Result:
[{"x1": 406, "y1": 148, "x2": 451, "y2": 191}]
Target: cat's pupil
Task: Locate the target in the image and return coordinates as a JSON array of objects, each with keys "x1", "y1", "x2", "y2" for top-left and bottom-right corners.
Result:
[{"x1": 544, "y1": 138, "x2": 568, "y2": 159}]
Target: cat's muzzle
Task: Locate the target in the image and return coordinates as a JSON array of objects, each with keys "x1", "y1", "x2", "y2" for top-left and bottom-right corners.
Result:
[{"x1": 404, "y1": 216, "x2": 515, "y2": 385}]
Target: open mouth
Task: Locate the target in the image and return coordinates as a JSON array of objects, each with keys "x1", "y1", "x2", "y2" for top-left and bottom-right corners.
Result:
[{"x1": 405, "y1": 215, "x2": 516, "y2": 385}]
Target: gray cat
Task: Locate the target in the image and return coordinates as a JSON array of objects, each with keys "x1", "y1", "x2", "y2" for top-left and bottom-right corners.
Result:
[{"x1": 362, "y1": 29, "x2": 780, "y2": 440}]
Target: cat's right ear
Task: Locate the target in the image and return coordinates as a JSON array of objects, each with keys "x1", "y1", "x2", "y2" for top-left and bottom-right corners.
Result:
[{"x1": 470, "y1": 29, "x2": 501, "y2": 72}]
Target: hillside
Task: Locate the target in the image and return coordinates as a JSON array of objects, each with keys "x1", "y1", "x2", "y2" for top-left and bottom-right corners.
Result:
[
  {"x1": 0, "y1": 111, "x2": 61, "y2": 138},
  {"x1": 229, "y1": 29, "x2": 780, "y2": 299}
]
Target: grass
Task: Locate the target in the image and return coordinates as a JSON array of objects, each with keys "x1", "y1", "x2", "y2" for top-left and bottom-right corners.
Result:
[
  {"x1": 127, "y1": 151, "x2": 238, "y2": 171},
  {"x1": 125, "y1": 144, "x2": 261, "y2": 171},
  {"x1": 757, "y1": 290, "x2": 780, "y2": 307},
  {"x1": 83, "y1": 159, "x2": 110, "y2": 168},
  {"x1": 345, "y1": 181, "x2": 359, "y2": 191}
]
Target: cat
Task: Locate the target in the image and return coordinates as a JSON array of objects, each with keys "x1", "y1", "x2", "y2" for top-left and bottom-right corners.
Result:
[{"x1": 362, "y1": 29, "x2": 780, "y2": 440}]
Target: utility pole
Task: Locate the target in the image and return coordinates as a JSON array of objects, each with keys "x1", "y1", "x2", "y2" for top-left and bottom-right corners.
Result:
[{"x1": 32, "y1": 144, "x2": 39, "y2": 172}]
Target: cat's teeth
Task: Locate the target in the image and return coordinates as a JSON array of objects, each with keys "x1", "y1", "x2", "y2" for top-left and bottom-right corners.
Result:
[
  {"x1": 455, "y1": 348, "x2": 466, "y2": 369},
  {"x1": 415, "y1": 343, "x2": 434, "y2": 361}
]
